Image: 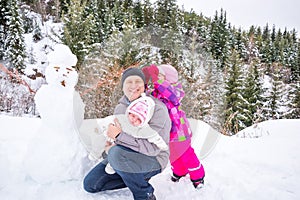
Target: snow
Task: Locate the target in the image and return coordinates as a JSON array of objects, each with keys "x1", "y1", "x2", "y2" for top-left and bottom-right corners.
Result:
[
  {"x1": 1, "y1": 114, "x2": 299, "y2": 200},
  {"x1": 1, "y1": 12, "x2": 300, "y2": 200}
]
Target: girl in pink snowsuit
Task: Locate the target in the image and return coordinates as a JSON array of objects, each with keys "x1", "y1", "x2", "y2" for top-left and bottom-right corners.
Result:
[{"x1": 142, "y1": 64, "x2": 205, "y2": 189}]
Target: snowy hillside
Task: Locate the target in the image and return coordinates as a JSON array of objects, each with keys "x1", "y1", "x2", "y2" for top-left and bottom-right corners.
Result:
[{"x1": 0, "y1": 115, "x2": 299, "y2": 200}]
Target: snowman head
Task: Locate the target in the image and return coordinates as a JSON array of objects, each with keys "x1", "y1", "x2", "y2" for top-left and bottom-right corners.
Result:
[{"x1": 45, "y1": 44, "x2": 78, "y2": 88}]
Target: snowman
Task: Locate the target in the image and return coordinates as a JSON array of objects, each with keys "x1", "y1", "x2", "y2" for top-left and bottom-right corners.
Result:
[{"x1": 24, "y1": 44, "x2": 87, "y2": 184}]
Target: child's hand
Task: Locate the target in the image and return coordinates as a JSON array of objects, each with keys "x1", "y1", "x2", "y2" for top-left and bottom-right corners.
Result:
[{"x1": 107, "y1": 120, "x2": 121, "y2": 140}]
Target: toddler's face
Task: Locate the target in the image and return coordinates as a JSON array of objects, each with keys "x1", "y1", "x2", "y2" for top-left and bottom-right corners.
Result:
[
  {"x1": 128, "y1": 113, "x2": 142, "y2": 126},
  {"x1": 158, "y1": 73, "x2": 165, "y2": 81}
]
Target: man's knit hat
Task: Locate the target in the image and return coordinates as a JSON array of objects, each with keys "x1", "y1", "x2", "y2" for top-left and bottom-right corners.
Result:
[
  {"x1": 126, "y1": 93, "x2": 155, "y2": 127},
  {"x1": 121, "y1": 68, "x2": 146, "y2": 88},
  {"x1": 157, "y1": 64, "x2": 178, "y2": 84}
]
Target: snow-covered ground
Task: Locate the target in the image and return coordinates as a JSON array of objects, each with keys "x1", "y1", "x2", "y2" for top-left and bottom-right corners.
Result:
[{"x1": 0, "y1": 115, "x2": 299, "y2": 200}]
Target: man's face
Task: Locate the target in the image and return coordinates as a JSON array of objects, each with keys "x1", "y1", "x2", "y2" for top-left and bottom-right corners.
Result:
[{"x1": 123, "y1": 75, "x2": 145, "y2": 101}]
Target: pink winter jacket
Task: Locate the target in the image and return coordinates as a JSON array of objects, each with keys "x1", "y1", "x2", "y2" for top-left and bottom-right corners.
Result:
[{"x1": 152, "y1": 80, "x2": 192, "y2": 143}]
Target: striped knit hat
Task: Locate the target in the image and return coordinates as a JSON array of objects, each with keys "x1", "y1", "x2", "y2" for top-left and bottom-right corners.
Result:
[{"x1": 126, "y1": 93, "x2": 155, "y2": 127}]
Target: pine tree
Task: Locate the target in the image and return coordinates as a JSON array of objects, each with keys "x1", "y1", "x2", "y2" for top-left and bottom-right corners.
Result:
[
  {"x1": 209, "y1": 9, "x2": 230, "y2": 69},
  {"x1": 288, "y1": 29, "x2": 300, "y2": 82},
  {"x1": 0, "y1": 0, "x2": 9, "y2": 60},
  {"x1": 223, "y1": 49, "x2": 244, "y2": 134},
  {"x1": 285, "y1": 81, "x2": 300, "y2": 119},
  {"x1": 62, "y1": 0, "x2": 97, "y2": 68},
  {"x1": 4, "y1": 0, "x2": 26, "y2": 72},
  {"x1": 132, "y1": 0, "x2": 144, "y2": 28},
  {"x1": 241, "y1": 62, "x2": 264, "y2": 127},
  {"x1": 273, "y1": 27, "x2": 283, "y2": 63},
  {"x1": 142, "y1": 0, "x2": 155, "y2": 27},
  {"x1": 100, "y1": 1, "x2": 116, "y2": 43},
  {"x1": 261, "y1": 66, "x2": 287, "y2": 120},
  {"x1": 155, "y1": 0, "x2": 178, "y2": 29},
  {"x1": 261, "y1": 24, "x2": 272, "y2": 68}
]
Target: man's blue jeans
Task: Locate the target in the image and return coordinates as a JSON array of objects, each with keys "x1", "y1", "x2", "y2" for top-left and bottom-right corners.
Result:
[{"x1": 83, "y1": 145, "x2": 161, "y2": 200}]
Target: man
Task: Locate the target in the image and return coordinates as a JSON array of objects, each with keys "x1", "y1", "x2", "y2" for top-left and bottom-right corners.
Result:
[{"x1": 83, "y1": 67, "x2": 171, "y2": 200}]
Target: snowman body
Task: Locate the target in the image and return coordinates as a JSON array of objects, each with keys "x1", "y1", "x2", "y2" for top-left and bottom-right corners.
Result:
[{"x1": 25, "y1": 44, "x2": 87, "y2": 184}]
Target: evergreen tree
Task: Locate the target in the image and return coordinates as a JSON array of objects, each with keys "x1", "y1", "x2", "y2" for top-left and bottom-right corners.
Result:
[
  {"x1": 272, "y1": 27, "x2": 283, "y2": 63},
  {"x1": 142, "y1": 0, "x2": 155, "y2": 27},
  {"x1": 4, "y1": 0, "x2": 26, "y2": 72},
  {"x1": 241, "y1": 61, "x2": 264, "y2": 127},
  {"x1": 132, "y1": 0, "x2": 143, "y2": 28},
  {"x1": 254, "y1": 26, "x2": 263, "y2": 55},
  {"x1": 260, "y1": 24, "x2": 272, "y2": 68},
  {"x1": 288, "y1": 30, "x2": 300, "y2": 82},
  {"x1": 99, "y1": 19, "x2": 149, "y2": 67},
  {"x1": 261, "y1": 66, "x2": 287, "y2": 120},
  {"x1": 111, "y1": 1, "x2": 125, "y2": 32},
  {"x1": 209, "y1": 9, "x2": 230, "y2": 69},
  {"x1": 152, "y1": 0, "x2": 183, "y2": 64},
  {"x1": 223, "y1": 49, "x2": 244, "y2": 134},
  {"x1": 62, "y1": 0, "x2": 97, "y2": 68},
  {"x1": 0, "y1": 0, "x2": 10, "y2": 60},
  {"x1": 285, "y1": 81, "x2": 300, "y2": 119},
  {"x1": 86, "y1": 0, "x2": 103, "y2": 44},
  {"x1": 155, "y1": 0, "x2": 181, "y2": 30},
  {"x1": 101, "y1": 1, "x2": 117, "y2": 43}
]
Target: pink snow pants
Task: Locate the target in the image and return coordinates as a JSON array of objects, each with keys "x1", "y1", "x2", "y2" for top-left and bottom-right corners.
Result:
[{"x1": 170, "y1": 140, "x2": 205, "y2": 181}]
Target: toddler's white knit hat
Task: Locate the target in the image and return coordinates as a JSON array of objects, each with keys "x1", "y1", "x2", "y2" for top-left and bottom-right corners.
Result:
[{"x1": 126, "y1": 93, "x2": 155, "y2": 126}]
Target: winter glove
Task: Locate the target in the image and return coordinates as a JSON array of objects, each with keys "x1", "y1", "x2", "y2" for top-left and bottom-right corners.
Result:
[{"x1": 142, "y1": 64, "x2": 159, "y2": 84}]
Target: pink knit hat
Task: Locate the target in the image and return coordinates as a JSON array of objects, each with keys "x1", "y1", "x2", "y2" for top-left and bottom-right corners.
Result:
[
  {"x1": 157, "y1": 64, "x2": 178, "y2": 83},
  {"x1": 126, "y1": 93, "x2": 155, "y2": 127}
]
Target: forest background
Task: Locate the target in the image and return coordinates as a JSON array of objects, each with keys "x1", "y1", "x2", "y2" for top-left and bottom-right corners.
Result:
[{"x1": 0, "y1": 0, "x2": 299, "y2": 135}]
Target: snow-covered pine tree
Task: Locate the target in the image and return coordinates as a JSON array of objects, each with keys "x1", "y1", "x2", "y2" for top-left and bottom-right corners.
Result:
[
  {"x1": 0, "y1": 0, "x2": 9, "y2": 60},
  {"x1": 287, "y1": 29, "x2": 300, "y2": 82},
  {"x1": 142, "y1": 0, "x2": 155, "y2": 27},
  {"x1": 223, "y1": 49, "x2": 244, "y2": 135},
  {"x1": 260, "y1": 24, "x2": 272, "y2": 71},
  {"x1": 261, "y1": 65, "x2": 288, "y2": 120},
  {"x1": 285, "y1": 81, "x2": 300, "y2": 119},
  {"x1": 62, "y1": 0, "x2": 97, "y2": 68},
  {"x1": 154, "y1": 0, "x2": 183, "y2": 64},
  {"x1": 240, "y1": 61, "x2": 264, "y2": 128},
  {"x1": 232, "y1": 27, "x2": 248, "y2": 62},
  {"x1": 209, "y1": 9, "x2": 230, "y2": 69},
  {"x1": 3, "y1": 0, "x2": 26, "y2": 73}
]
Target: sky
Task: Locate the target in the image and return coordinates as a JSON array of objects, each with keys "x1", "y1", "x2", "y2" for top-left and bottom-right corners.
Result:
[{"x1": 176, "y1": 0, "x2": 300, "y2": 33}]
